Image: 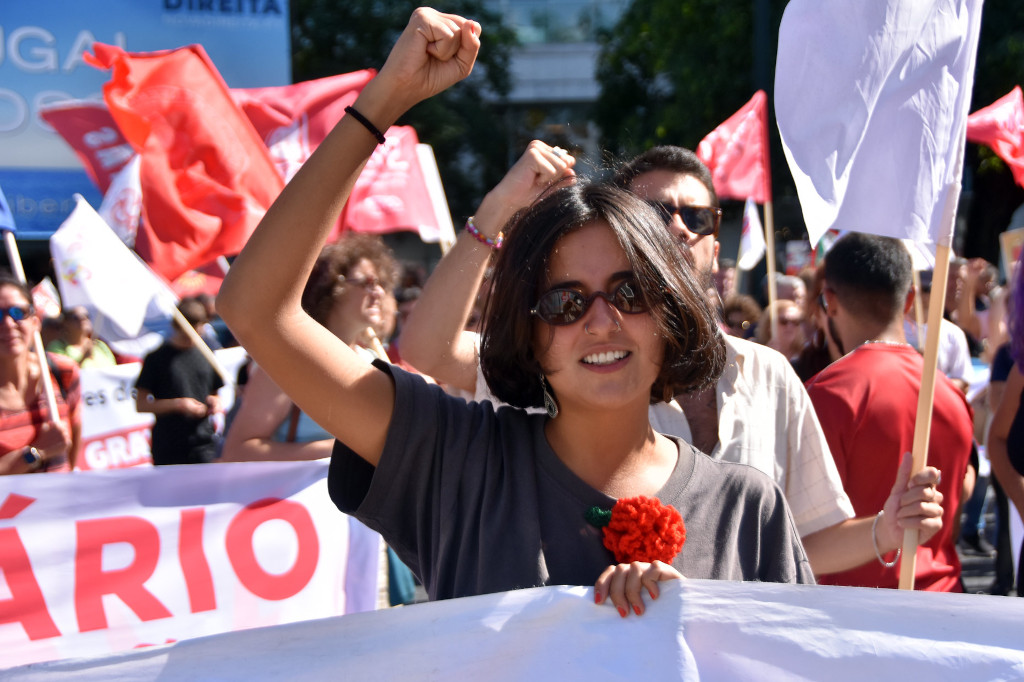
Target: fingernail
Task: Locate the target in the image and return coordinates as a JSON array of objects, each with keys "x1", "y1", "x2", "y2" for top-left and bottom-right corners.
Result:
[
  {"x1": 633, "y1": 604, "x2": 642, "y2": 616},
  {"x1": 594, "y1": 592, "x2": 601, "y2": 605},
  {"x1": 648, "y1": 588, "x2": 657, "y2": 600},
  {"x1": 617, "y1": 606, "x2": 627, "y2": 618}
]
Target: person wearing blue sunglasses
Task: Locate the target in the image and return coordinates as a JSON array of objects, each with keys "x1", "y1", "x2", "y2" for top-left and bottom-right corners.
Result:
[
  {"x1": 219, "y1": 8, "x2": 814, "y2": 620},
  {"x1": 0, "y1": 274, "x2": 81, "y2": 475}
]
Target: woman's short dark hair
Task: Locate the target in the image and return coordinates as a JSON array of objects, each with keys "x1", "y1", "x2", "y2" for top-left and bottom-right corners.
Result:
[
  {"x1": 480, "y1": 181, "x2": 725, "y2": 408},
  {"x1": 302, "y1": 234, "x2": 399, "y2": 326}
]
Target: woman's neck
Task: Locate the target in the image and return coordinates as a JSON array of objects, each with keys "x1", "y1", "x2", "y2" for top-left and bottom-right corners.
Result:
[{"x1": 544, "y1": 402, "x2": 675, "y2": 499}]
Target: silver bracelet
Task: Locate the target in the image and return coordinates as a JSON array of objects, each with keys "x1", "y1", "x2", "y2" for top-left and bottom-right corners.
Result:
[{"x1": 872, "y1": 510, "x2": 901, "y2": 568}]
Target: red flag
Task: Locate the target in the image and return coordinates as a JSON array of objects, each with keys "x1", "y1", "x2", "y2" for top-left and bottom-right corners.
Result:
[
  {"x1": 39, "y1": 101, "x2": 134, "y2": 193},
  {"x1": 86, "y1": 43, "x2": 284, "y2": 282},
  {"x1": 342, "y1": 126, "x2": 443, "y2": 243},
  {"x1": 967, "y1": 86, "x2": 1024, "y2": 188},
  {"x1": 232, "y1": 70, "x2": 376, "y2": 182},
  {"x1": 697, "y1": 90, "x2": 771, "y2": 204}
]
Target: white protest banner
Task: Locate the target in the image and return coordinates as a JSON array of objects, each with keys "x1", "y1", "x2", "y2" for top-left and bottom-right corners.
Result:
[
  {"x1": 77, "y1": 347, "x2": 248, "y2": 471},
  {"x1": 9, "y1": 580, "x2": 1023, "y2": 681},
  {"x1": 0, "y1": 460, "x2": 380, "y2": 668}
]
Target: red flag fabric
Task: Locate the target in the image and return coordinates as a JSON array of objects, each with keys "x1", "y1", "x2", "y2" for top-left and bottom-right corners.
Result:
[
  {"x1": 39, "y1": 101, "x2": 134, "y2": 194},
  {"x1": 86, "y1": 43, "x2": 284, "y2": 282},
  {"x1": 232, "y1": 70, "x2": 375, "y2": 182},
  {"x1": 697, "y1": 90, "x2": 771, "y2": 204},
  {"x1": 967, "y1": 86, "x2": 1024, "y2": 188},
  {"x1": 343, "y1": 126, "x2": 442, "y2": 243}
]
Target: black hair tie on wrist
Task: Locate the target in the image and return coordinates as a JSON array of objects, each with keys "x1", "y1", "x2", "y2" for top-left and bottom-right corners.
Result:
[{"x1": 344, "y1": 105, "x2": 386, "y2": 145}]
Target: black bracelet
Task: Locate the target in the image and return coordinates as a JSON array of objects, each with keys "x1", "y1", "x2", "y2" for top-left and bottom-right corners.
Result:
[{"x1": 344, "y1": 106, "x2": 386, "y2": 145}]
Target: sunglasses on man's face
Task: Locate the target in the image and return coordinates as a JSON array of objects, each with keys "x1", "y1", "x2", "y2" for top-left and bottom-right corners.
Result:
[
  {"x1": 645, "y1": 200, "x2": 722, "y2": 238},
  {"x1": 0, "y1": 306, "x2": 32, "y2": 322},
  {"x1": 531, "y1": 279, "x2": 648, "y2": 326}
]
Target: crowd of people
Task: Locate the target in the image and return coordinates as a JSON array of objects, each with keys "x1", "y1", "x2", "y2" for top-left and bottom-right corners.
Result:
[{"x1": 2, "y1": 8, "x2": 1022, "y2": 616}]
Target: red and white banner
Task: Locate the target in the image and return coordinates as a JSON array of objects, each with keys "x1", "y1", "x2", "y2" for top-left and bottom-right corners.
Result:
[
  {"x1": 39, "y1": 100, "x2": 135, "y2": 194},
  {"x1": 7, "y1": 579, "x2": 1022, "y2": 680},
  {"x1": 87, "y1": 43, "x2": 285, "y2": 283},
  {"x1": 697, "y1": 90, "x2": 771, "y2": 204},
  {"x1": 0, "y1": 459, "x2": 381, "y2": 668},
  {"x1": 76, "y1": 347, "x2": 248, "y2": 471},
  {"x1": 232, "y1": 70, "x2": 376, "y2": 183},
  {"x1": 967, "y1": 85, "x2": 1024, "y2": 188}
]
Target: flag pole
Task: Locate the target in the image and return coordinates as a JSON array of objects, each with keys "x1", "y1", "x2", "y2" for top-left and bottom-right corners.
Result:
[
  {"x1": 764, "y1": 200, "x2": 778, "y2": 340},
  {"x1": 172, "y1": 307, "x2": 232, "y2": 387},
  {"x1": 898, "y1": 175, "x2": 963, "y2": 591},
  {"x1": 3, "y1": 230, "x2": 63, "y2": 441},
  {"x1": 759, "y1": 92, "x2": 778, "y2": 341}
]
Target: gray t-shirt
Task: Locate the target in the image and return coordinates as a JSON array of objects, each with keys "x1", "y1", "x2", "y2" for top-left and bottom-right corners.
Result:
[{"x1": 330, "y1": 362, "x2": 813, "y2": 601}]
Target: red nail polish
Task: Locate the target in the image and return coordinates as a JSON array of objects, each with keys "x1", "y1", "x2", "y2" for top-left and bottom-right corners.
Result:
[
  {"x1": 594, "y1": 592, "x2": 602, "y2": 604},
  {"x1": 633, "y1": 604, "x2": 642, "y2": 616},
  {"x1": 618, "y1": 606, "x2": 627, "y2": 618},
  {"x1": 648, "y1": 588, "x2": 657, "y2": 600}
]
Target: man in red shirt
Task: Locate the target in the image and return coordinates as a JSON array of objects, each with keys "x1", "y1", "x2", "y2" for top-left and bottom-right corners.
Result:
[{"x1": 806, "y1": 233, "x2": 972, "y2": 591}]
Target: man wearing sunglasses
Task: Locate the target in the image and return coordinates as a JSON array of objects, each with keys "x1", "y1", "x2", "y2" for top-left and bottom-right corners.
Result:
[{"x1": 402, "y1": 143, "x2": 940, "y2": 577}]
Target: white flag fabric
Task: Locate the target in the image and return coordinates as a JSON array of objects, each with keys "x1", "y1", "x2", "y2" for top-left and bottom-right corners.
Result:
[
  {"x1": 50, "y1": 195, "x2": 177, "y2": 355},
  {"x1": 737, "y1": 197, "x2": 767, "y2": 271},
  {"x1": 98, "y1": 155, "x2": 142, "y2": 248},
  {"x1": 9, "y1": 580, "x2": 1023, "y2": 681},
  {"x1": 776, "y1": 0, "x2": 983, "y2": 249}
]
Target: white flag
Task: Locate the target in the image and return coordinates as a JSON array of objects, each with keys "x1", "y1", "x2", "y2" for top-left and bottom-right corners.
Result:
[
  {"x1": 98, "y1": 154, "x2": 142, "y2": 248},
  {"x1": 737, "y1": 197, "x2": 766, "y2": 271},
  {"x1": 776, "y1": 0, "x2": 983, "y2": 249},
  {"x1": 50, "y1": 196, "x2": 177, "y2": 355}
]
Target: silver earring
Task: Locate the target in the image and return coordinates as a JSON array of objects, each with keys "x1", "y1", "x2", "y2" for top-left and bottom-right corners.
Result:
[
  {"x1": 540, "y1": 374, "x2": 559, "y2": 418},
  {"x1": 584, "y1": 323, "x2": 595, "y2": 335}
]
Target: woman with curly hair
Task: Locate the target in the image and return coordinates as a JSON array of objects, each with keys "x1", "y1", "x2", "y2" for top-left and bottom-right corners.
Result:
[{"x1": 222, "y1": 234, "x2": 398, "y2": 462}]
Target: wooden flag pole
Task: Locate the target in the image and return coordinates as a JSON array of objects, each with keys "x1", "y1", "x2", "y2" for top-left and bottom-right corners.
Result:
[
  {"x1": 764, "y1": 199, "x2": 779, "y2": 340},
  {"x1": 172, "y1": 307, "x2": 232, "y2": 387}
]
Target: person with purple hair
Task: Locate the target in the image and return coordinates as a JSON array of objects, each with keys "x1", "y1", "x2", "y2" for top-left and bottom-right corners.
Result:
[{"x1": 988, "y1": 246, "x2": 1024, "y2": 596}]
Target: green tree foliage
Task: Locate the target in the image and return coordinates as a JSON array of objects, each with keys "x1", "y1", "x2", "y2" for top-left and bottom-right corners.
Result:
[
  {"x1": 290, "y1": 1, "x2": 517, "y2": 221},
  {"x1": 594, "y1": 0, "x2": 784, "y2": 160}
]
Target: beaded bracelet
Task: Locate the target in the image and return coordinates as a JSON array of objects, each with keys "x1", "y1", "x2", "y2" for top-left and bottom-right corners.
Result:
[
  {"x1": 871, "y1": 510, "x2": 902, "y2": 568},
  {"x1": 464, "y1": 216, "x2": 504, "y2": 250},
  {"x1": 344, "y1": 105, "x2": 386, "y2": 145}
]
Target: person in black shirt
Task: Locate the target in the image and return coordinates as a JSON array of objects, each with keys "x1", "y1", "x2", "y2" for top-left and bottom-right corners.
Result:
[{"x1": 135, "y1": 297, "x2": 223, "y2": 465}]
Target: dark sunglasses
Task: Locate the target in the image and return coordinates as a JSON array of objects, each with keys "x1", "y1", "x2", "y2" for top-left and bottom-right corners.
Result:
[
  {"x1": 343, "y1": 276, "x2": 385, "y2": 292},
  {"x1": 531, "y1": 279, "x2": 647, "y2": 326},
  {"x1": 0, "y1": 306, "x2": 32, "y2": 322},
  {"x1": 646, "y1": 200, "x2": 722, "y2": 237}
]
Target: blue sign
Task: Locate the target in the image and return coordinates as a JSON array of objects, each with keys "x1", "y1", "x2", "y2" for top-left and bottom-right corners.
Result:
[{"x1": 1, "y1": 0, "x2": 291, "y2": 237}]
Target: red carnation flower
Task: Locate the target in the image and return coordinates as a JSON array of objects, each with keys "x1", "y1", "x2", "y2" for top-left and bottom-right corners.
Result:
[{"x1": 586, "y1": 496, "x2": 686, "y2": 564}]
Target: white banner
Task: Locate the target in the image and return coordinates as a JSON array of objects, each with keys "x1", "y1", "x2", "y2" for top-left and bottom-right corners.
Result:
[
  {"x1": 77, "y1": 346, "x2": 248, "y2": 471},
  {"x1": 7, "y1": 579, "x2": 1023, "y2": 680},
  {"x1": 0, "y1": 460, "x2": 381, "y2": 668}
]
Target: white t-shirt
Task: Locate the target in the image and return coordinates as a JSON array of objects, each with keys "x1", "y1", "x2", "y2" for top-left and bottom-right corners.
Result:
[{"x1": 902, "y1": 318, "x2": 971, "y2": 383}]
